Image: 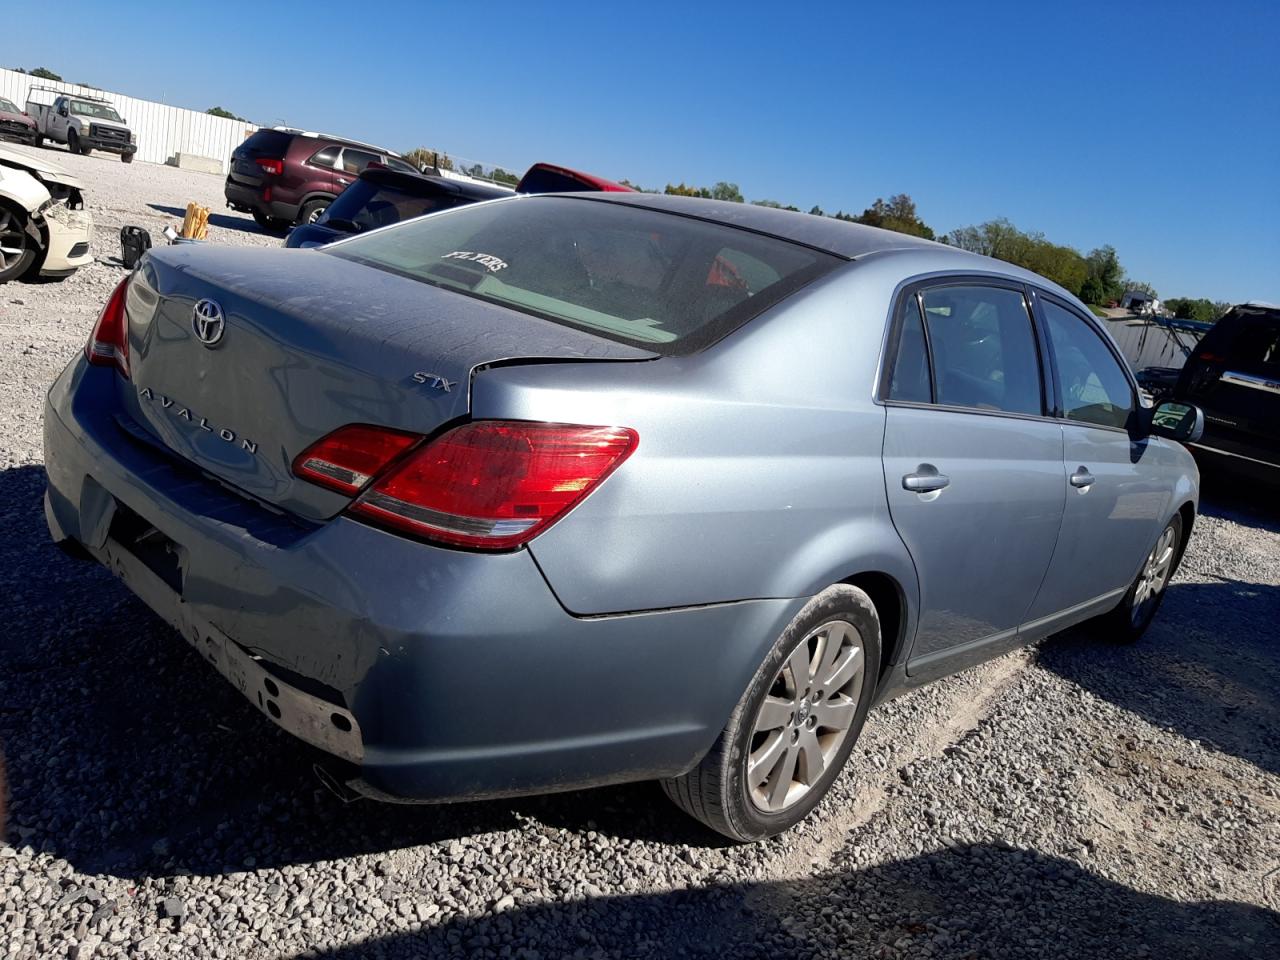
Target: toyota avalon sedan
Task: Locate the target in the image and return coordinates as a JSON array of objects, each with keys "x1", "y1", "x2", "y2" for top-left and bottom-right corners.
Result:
[{"x1": 42, "y1": 194, "x2": 1202, "y2": 840}]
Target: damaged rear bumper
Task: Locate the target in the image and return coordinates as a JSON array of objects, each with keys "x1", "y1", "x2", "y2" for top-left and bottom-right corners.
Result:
[{"x1": 42, "y1": 359, "x2": 802, "y2": 802}]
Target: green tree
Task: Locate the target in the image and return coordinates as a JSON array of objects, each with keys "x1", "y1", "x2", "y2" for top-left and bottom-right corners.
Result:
[
  {"x1": 1123, "y1": 279, "x2": 1158, "y2": 298},
  {"x1": 710, "y1": 182, "x2": 744, "y2": 203},
  {"x1": 206, "y1": 106, "x2": 248, "y2": 121},
  {"x1": 664, "y1": 182, "x2": 712, "y2": 198},
  {"x1": 1084, "y1": 245, "x2": 1125, "y2": 304},
  {"x1": 854, "y1": 194, "x2": 935, "y2": 239},
  {"x1": 1165, "y1": 298, "x2": 1221, "y2": 323},
  {"x1": 808, "y1": 205, "x2": 825, "y2": 217},
  {"x1": 944, "y1": 219, "x2": 1089, "y2": 296},
  {"x1": 489, "y1": 167, "x2": 520, "y2": 186},
  {"x1": 30, "y1": 66, "x2": 62, "y2": 81}
]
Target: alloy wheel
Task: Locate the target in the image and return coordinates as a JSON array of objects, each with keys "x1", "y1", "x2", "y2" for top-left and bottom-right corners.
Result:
[
  {"x1": 0, "y1": 208, "x2": 28, "y2": 272},
  {"x1": 746, "y1": 619, "x2": 864, "y2": 813},
  {"x1": 1131, "y1": 524, "x2": 1177, "y2": 626}
]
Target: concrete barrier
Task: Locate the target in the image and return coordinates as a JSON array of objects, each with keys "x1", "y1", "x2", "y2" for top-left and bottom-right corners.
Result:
[{"x1": 168, "y1": 153, "x2": 224, "y2": 175}]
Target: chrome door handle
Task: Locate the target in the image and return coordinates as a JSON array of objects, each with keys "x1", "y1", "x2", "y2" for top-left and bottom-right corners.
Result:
[
  {"x1": 1069, "y1": 467, "x2": 1095, "y2": 489},
  {"x1": 903, "y1": 467, "x2": 950, "y2": 493}
]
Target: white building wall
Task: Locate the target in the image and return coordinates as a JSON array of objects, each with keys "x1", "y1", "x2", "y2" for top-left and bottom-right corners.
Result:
[{"x1": 0, "y1": 68, "x2": 257, "y2": 175}]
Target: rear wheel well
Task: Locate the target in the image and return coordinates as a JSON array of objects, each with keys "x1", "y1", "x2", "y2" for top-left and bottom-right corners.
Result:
[{"x1": 841, "y1": 572, "x2": 905, "y2": 686}]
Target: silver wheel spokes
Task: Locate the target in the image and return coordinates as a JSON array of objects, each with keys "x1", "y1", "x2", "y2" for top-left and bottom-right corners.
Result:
[
  {"x1": 0, "y1": 209, "x2": 27, "y2": 271},
  {"x1": 1132, "y1": 524, "x2": 1177, "y2": 623},
  {"x1": 747, "y1": 619, "x2": 864, "y2": 814}
]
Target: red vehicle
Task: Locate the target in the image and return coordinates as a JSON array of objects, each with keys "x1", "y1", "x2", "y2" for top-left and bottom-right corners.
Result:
[
  {"x1": 224, "y1": 128, "x2": 418, "y2": 231},
  {"x1": 514, "y1": 162, "x2": 633, "y2": 194},
  {"x1": 0, "y1": 97, "x2": 37, "y2": 146}
]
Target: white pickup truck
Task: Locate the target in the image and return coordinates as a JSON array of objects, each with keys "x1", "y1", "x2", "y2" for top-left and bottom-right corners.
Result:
[{"x1": 25, "y1": 87, "x2": 136, "y2": 163}]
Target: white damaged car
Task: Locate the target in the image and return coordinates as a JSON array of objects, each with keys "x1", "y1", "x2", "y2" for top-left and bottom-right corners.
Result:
[{"x1": 0, "y1": 145, "x2": 93, "y2": 283}]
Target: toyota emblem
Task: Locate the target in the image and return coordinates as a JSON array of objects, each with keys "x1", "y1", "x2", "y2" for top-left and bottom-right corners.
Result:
[{"x1": 192, "y1": 299, "x2": 225, "y2": 347}]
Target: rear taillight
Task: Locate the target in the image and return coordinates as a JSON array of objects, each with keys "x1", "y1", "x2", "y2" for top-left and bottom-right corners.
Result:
[
  {"x1": 254, "y1": 157, "x2": 284, "y2": 176},
  {"x1": 292, "y1": 425, "x2": 420, "y2": 495},
  {"x1": 296, "y1": 421, "x2": 637, "y2": 550},
  {"x1": 85, "y1": 275, "x2": 131, "y2": 377}
]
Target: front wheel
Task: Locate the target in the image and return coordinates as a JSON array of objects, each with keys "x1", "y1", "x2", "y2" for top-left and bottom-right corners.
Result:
[
  {"x1": 0, "y1": 202, "x2": 38, "y2": 284},
  {"x1": 121, "y1": 151, "x2": 134, "y2": 164},
  {"x1": 1101, "y1": 514, "x2": 1184, "y2": 643},
  {"x1": 662, "y1": 585, "x2": 881, "y2": 841},
  {"x1": 33, "y1": 134, "x2": 44, "y2": 148}
]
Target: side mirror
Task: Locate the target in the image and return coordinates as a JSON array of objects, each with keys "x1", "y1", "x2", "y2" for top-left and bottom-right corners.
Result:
[{"x1": 1149, "y1": 401, "x2": 1204, "y2": 443}]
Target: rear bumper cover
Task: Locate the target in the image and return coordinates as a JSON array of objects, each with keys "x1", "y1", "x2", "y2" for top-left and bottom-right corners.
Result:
[
  {"x1": 43, "y1": 359, "x2": 801, "y2": 801},
  {"x1": 223, "y1": 179, "x2": 300, "y2": 222}
]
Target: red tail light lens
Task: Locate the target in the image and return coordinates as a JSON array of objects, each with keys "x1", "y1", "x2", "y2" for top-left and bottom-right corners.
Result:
[
  {"x1": 292, "y1": 424, "x2": 420, "y2": 495},
  {"x1": 85, "y1": 275, "x2": 131, "y2": 377},
  {"x1": 254, "y1": 157, "x2": 284, "y2": 176},
  {"x1": 349, "y1": 421, "x2": 638, "y2": 550}
]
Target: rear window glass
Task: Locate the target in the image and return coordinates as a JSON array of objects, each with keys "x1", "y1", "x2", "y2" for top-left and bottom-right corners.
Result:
[
  {"x1": 327, "y1": 196, "x2": 841, "y2": 354},
  {"x1": 239, "y1": 129, "x2": 293, "y2": 156},
  {"x1": 1228, "y1": 320, "x2": 1280, "y2": 375},
  {"x1": 323, "y1": 180, "x2": 462, "y2": 232}
]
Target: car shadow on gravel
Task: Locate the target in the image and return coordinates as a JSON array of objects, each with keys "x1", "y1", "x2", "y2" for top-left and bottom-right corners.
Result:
[
  {"x1": 291, "y1": 844, "x2": 1279, "y2": 960},
  {"x1": 0, "y1": 465, "x2": 711, "y2": 882},
  {"x1": 146, "y1": 203, "x2": 272, "y2": 236},
  {"x1": 1036, "y1": 576, "x2": 1280, "y2": 777}
]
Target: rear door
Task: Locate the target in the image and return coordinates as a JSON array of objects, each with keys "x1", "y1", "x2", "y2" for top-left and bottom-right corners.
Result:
[
  {"x1": 1025, "y1": 293, "x2": 1164, "y2": 623},
  {"x1": 1179, "y1": 307, "x2": 1280, "y2": 467},
  {"x1": 881, "y1": 279, "x2": 1066, "y2": 673},
  {"x1": 334, "y1": 147, "x2": 381, "y2": 193}
]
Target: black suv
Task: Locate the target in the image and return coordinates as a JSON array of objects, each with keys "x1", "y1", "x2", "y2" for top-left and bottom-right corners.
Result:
[
  {"x1": 1169, "y1": 302, "x2": 1279, "y2": 482},
  {"x1": 225, "y1": 128, "x2": 417, "y2": 231}
]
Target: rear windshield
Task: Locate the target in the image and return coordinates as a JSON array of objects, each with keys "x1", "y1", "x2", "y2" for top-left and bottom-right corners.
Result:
[
  {"x1": 323, "y1": 178, "x2": 465, "y2": 233},
  {"x1": 237, "y1": 129, "x2": 293, "y2": 156},
  {"x1": 326, "y1": 196, "x2": 841, "y2": 354}
]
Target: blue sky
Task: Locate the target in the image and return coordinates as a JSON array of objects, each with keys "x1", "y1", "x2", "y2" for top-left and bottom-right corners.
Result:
[{"x1": 4, "y1": 0, "x2": 1277, "y2": 302}]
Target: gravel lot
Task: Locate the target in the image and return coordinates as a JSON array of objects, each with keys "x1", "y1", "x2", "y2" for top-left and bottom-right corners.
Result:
[{"x1": 1, "y1": 149, "x2": 1278, "y2": 960}]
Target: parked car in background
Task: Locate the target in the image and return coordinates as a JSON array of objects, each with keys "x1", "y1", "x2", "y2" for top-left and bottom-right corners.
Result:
[
  {"x1": 44, "y1": 195, "x2": 1201, "y2": 841},
  {"x1": 513, "y1": 161, "x2": 633, "y2": 194},
  {"x1": 1166, "y1": 302, "x2": 1279, "y2": 482},
  {"x1": 25, "y1": 87, "x2": 136, "y2": 162},
  {"x1": 285, "y1": 167, "x2": 512, "y2": 248},
  {"x1": 0, "y1": 97, "x2": 37, "y2": 146},
  {"x1": 0, "y1": 145, "x2": 93, "y2": 283},
  {"x1": 285, "y1": 162, "x2": 629, "y2": 249},
  {"x1": 225, "y1": 128, "x2": 417, "y2": 231}
]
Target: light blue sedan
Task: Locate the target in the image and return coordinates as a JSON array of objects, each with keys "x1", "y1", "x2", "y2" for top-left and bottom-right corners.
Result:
[{"x1": 43, "y1": 193, "x2": 1202, "y2": 840}]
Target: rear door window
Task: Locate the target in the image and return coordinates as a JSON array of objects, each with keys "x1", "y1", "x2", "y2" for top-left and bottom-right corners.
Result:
[
  {"x1": 1041, "y1": 299, "x2": 1135, "y2": 429},
  {"x1": 340, "y1": 148, "x2": 382, "y2": 174},
  {"x1": 918, "y1": 285, "x2": 1044, "y2": 416},
  {"x1": 384, "y1": 156, "x2": 419, "y2": 174}
]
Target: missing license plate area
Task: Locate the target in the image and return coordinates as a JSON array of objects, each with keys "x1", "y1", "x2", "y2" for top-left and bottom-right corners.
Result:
[{"x1": 108, "y1": 501, "x2": 185, "y2": 594}]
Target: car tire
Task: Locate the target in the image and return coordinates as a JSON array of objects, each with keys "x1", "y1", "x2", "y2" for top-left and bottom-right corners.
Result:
[
  {"x1": 1100, "y1": 513, "x2": 1184, "y2": 644},
  {"x1": 121, "y1": 152, "x2": 133, "y2": 164},
  {"x1": 0, "y1": 201, "x2": 38, "y2": 284},
  {"x1": 251, "y1": 209, "x2": 290, "y2": 234},
  {"x1": 33, "y1": 134, "x2": 44, "y2": 148},
  {"x1": 662, "y1": 584, "x2": 881, "y2": 842},
  {"x1": 297, "y1": 198, "x2": 330, "y2": 226},
  {"x1": 67, "y1": 129, "x2": 84, "y2": 155}
]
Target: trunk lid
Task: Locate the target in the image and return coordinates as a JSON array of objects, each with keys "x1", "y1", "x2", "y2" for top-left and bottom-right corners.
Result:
[{"x1": 121, "y1": 244, "x2": 656, "y2": 520}]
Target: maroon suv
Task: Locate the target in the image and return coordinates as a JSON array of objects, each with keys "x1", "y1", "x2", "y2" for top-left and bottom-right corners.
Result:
[{"x1": 224, "y1": 128, "x2": 417, "y2": 231}]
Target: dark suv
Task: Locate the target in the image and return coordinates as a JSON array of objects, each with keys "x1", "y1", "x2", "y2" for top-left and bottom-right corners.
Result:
[
  {"x1": 225, "y1": 128, "x2": 417, "y2": 231},
  {"x1": 1169, "y1": 302, "x2": 1279, "y2": 482}
]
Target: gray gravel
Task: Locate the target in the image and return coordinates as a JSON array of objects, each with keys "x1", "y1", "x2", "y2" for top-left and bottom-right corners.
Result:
[{"x1": 2, "y1": 152, "x2": 1278, "y2": 960}]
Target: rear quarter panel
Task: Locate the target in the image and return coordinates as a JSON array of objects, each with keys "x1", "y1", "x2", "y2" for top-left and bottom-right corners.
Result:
[{"x1": 473, "y1": 263, "x2": 920, "y2": 627}]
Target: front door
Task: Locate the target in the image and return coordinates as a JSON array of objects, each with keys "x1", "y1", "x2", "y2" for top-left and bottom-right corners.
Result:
[
  {"x1": 1025, "y1": 295, "x2": 1165, "y2": 622},
  {"x1": 881, "y1": 280, "x2": 1066, "y2": 672}
]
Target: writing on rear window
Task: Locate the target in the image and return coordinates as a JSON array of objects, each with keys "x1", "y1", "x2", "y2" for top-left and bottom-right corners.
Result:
[{"x1": 442, "y1": 251, "x2": 508, "y2": 273}]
